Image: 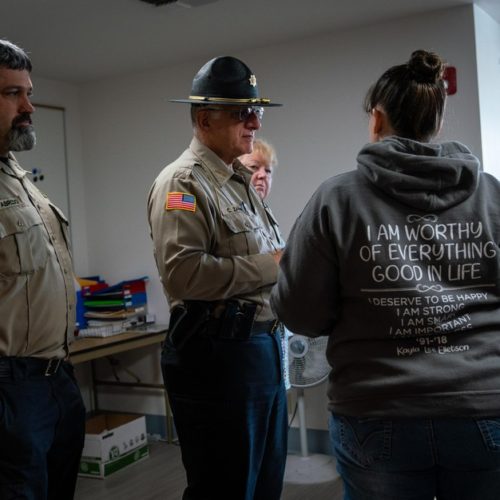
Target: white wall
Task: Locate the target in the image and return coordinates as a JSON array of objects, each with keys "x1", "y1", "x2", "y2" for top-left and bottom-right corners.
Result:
[
  {"x1": 24, "y1": 77, "x2": 95, "y2": 406},
  {"x1": 77, "y1": 5, "x2": 481, "y2": 426},
  {"x1": 31, "y1": 77, "x2": 89, "y2": 275},
  {"x1": 259, "y1": 5, "x2": 481, "y2": 239},
  {"x1": 474, "y1": 5, "x2": 500, "y2": 178}
]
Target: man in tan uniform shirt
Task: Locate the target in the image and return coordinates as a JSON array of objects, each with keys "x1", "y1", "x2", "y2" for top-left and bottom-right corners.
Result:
[
  {"x1": 0, "y1": 40, "x2": 85, "y2": 500},
  {"x1": 148, "y1": 56, "x2": 287, "y2": 500}
]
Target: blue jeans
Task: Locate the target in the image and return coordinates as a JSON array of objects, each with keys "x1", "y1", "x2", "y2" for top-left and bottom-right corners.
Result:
[
  {"x1": 162, "y1": 330, "x2": 288, "y2": 500},
  {"x1": 0, "y1": 359, "x2": 86, "y2": 500},
  {"x1": 329, "y1": 413, "x2": 500, "y2": 500}
]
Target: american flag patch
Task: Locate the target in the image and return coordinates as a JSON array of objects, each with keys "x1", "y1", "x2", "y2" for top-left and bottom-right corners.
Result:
[{"x1": 166, "y1": 192, "x2": 196, "y2": 212}]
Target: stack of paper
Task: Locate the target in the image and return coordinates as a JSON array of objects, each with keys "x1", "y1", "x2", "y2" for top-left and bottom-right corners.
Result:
[{"x1": 77, "y1": 276, "x2": 150, "y2": 337}]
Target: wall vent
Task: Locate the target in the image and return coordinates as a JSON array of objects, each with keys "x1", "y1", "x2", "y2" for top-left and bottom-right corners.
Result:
[
  {"x1": 140, "y1": 0, "x2": 218, "y2": 7},
  {"x1": 140, "y1": 0, "x2": 177, "y2": 5}
]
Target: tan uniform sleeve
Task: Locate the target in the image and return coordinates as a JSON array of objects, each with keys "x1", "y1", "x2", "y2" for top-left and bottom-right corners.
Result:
[{"x1": 148, "y1": 170, "x2": 277, "y2": 302}]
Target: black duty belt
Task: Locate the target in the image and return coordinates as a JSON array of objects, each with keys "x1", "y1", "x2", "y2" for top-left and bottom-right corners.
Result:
[
  {"x1": 0, "y1": 357, "x2": 66, "y2": 378},
  {"x1": 249, "y1": 319, "x2": 280, "y2": 336},
  {"x1": 166, "y1": 300, "x2": 281, "y2": 349},
  {"x1": 207, "y1": 317, "x2": 280, "y2": 340}
]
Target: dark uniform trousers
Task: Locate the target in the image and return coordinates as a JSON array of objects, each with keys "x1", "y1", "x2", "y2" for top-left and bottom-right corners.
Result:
[
  {"x1": 162, "y1": 328, "x2": 288, "y2": 500},
  {"x1": 0, "y1": 357, "x2": 86, "y2": 500}
]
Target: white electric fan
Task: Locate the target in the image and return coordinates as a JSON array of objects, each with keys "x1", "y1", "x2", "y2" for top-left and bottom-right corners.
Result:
[{"x1": 284, "y1": 333, "x2": 339, "y2": 484}]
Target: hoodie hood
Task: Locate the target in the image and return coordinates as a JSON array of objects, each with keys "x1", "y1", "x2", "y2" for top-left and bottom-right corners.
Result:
[{"x1": 357, "y1": 137, "x2": 480, "y2": 211}]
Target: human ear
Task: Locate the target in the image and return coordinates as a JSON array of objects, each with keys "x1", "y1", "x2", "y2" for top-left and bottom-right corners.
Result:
[
  {"x1": 196, "y1": 109, "x2": 211, "y2": 131},
  {"x1": 370, "y1": 107, "x2": 393, "y2": 142}
]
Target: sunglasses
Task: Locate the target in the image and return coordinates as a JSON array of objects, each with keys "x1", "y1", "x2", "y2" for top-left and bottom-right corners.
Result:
[{"x1": 205, "y1": 106, "x2": 264, "y2": 122}]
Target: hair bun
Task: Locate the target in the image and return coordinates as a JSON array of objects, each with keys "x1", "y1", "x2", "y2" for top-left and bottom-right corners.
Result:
[{"x1": 408, "y1": 50, "x2": 444, "y2": 84}]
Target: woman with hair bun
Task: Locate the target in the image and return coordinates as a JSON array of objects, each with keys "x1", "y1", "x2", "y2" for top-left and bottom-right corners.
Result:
[{"x1": 271, "y1": 50, "x2": 500, "y2": 499}]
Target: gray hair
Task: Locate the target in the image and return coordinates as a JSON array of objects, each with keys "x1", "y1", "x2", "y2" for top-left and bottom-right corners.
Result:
[{"x1": 0, "y1": 39, "x2": 32, "y2": 72}]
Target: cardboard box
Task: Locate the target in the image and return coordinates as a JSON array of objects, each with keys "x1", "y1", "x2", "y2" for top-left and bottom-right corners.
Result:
[{"x1": 79, "y1": 413, "x2": 149, "y2": 479}]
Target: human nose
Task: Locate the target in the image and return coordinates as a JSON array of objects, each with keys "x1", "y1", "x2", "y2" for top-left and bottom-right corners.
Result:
[
  {"x1": 20, "y1": 94, "x2": 35, "y2": 114},
  {"x1": 245, "y1": 112, "x2": 261, "y2": 130},
  {"x1": 255, "y1": 167, "x2": 267, "y2": 178}
]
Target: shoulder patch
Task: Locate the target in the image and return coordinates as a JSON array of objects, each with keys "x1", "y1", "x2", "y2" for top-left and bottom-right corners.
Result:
[{"x1": 166, "y1": 192, "x2": 196, "y2": 212}]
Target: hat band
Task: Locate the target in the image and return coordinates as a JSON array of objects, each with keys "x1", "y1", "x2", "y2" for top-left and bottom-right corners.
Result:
[{"x1": 189, "y1": 95, "x2": 271, "y2": 104}]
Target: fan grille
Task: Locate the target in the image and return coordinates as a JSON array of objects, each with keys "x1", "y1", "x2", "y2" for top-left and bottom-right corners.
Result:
[{"x1": 288, "y1": 334, "x2": 330, "y2": 388}]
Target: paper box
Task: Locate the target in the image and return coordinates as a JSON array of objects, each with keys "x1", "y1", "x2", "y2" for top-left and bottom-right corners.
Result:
[{"x1": 79, "y1": 413, "x2": 149, "y2": 478}]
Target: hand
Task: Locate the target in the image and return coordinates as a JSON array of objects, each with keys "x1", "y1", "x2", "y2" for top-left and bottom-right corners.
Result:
[{"x1": 272, "y1": 250, "x2": 283, "y2": 264}]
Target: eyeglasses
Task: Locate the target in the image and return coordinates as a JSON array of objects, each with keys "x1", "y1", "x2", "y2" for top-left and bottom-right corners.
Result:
[{"x1": 205, "y1": 106, "x2": 264, "y2": 122}]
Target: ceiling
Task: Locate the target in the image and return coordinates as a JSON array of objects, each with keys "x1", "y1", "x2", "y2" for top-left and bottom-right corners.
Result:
[{"x1": 0, "y1": 0, "x2": 498, "y2": 84}]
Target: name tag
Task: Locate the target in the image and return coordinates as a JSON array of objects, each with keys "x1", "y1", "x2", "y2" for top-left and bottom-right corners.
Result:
[{"x1": 0, "y1": 197, "x2": 21, "y2": 210}]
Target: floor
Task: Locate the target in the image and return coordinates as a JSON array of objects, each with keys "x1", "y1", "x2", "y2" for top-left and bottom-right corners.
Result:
[{"x1": 74, "y1": 441, "x2": 343, "y2": 500}]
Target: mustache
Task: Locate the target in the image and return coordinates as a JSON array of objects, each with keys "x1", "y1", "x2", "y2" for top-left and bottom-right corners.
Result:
[{"x1": 12, "y1": 113, "x2": 32, "y2": 127}]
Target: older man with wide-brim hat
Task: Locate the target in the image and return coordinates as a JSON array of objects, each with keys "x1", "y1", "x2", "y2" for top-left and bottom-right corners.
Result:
[{"x1": 148, "y1": 56, "x2": 287, "y2": 500}]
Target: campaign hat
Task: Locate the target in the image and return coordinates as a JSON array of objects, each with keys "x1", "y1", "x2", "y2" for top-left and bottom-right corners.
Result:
[{"x1": 170, "y1": 56, "x2": 282, "y2": 107}]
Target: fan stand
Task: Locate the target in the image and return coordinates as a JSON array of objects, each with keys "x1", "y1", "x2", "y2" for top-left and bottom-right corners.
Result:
[{"x1": 284, "y1": 388, "x2": 339, "y2": 484}]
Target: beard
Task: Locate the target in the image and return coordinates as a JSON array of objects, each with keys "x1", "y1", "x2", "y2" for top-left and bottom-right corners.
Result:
[{"x1": 8, "y1": 114, "x2": 36, "y2": 152}]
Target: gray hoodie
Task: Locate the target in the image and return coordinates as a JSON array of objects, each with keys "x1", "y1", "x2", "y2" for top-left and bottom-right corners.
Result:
[{"x1": 271, "y1": 137, "x2": 500, "y2": 417}]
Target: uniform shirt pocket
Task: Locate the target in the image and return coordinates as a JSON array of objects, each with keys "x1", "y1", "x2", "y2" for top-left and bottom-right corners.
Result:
[
  {"x1": 221, "y1": 209, "x2": 261, "y2": 255},
  {"x1": 48, "y1": 202, "x2": 71, "y2": 251},
  {"x1": 0, "y1": 204, "x2": 49, "y2": 278},
  {"x1": 263, "y1": 204, "x2": 284, "y2": 246}
]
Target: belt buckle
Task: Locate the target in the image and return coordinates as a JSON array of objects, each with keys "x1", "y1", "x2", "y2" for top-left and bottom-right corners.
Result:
[
  {"x1": 45, "y1": 358, "x2": 62, "y2": 376},
  {"x1": 270, "y1": 319, "x2": 281, "y2": 334}
]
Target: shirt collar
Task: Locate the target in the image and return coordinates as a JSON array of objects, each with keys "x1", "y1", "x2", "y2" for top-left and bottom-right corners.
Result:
[
  {"x1": 233, "y1": 159, "x2": 253, "y2": 183},
  {"x1": 0, "y1": 154, "x2": 28, "y2": 178},
  {"x1": 189, "y1": 136, "x2": 247, "y2": 187}
]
